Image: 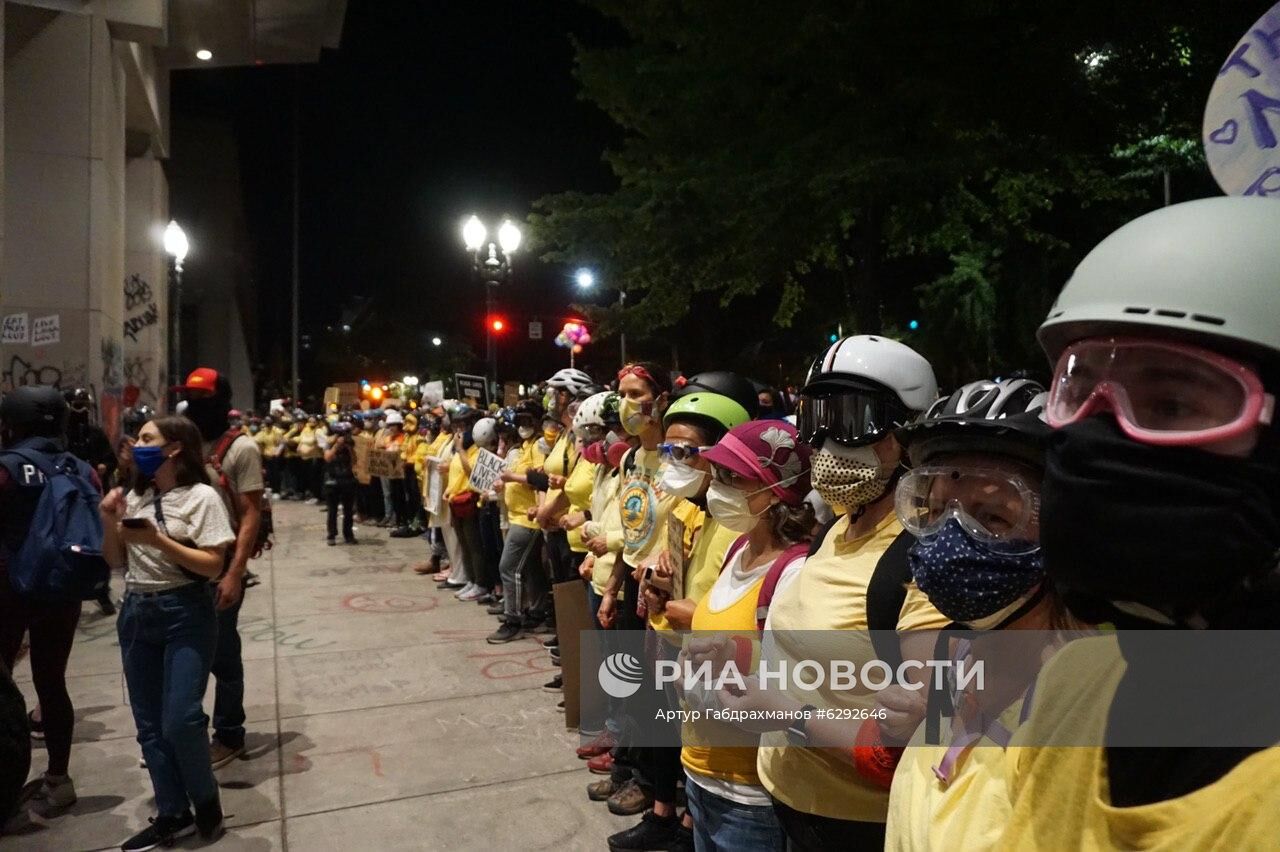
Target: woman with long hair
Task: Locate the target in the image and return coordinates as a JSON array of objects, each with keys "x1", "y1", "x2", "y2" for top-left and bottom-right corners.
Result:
[{"x1": 100, "y1": 415, "x2": 234, "y2": 851}]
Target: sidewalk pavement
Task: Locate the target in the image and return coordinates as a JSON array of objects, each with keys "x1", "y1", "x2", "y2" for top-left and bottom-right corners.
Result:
[{"x1": 8, "y1": 500, "x2": 630, "y2": 851}]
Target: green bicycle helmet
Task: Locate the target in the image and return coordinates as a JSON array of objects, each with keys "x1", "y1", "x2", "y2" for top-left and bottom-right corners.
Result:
[{"x1": 663, "y1": 391, "x2": 752, "y2": 444}]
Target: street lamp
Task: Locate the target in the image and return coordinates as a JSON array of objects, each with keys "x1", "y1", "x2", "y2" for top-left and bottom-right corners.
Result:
[
  {"x1": 431, "y1": 336, "x2": 442, "y2": 347},
  {"x1": 461, "y1": 215, "x2": 521, "y2": 385},
  {"x1": 163, "y1": 220, "x2": 189, "y2": 395},
  {"x1": 574, "y1": 267, "x2": 627, "y2": 367}
]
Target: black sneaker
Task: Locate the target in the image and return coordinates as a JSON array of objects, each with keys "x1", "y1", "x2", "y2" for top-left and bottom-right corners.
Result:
[
  {"x1": 542, "y1": 634, "x2": 559, "y2": 648},
  {"x1": 121, "y1": 812, "x2": 196, "y2": 852},
  {"x1": 667, "y1": 824, "x2": 695, "y2": 852},
  {"x1": 543, "y1": 675, "x2": 563, "y2": 692},
  {"x1": 194, "y1": 797, "x2": 224, "y2": 841},
  {"x1": 485, "y1": 603, "x2": 506, "y2": 616},
  {"x1": 607, "y1": 810, "x2": 679, "y2": 852},
  {"x1": 475, "y1": 593, "x2": 496, "y2": 605},
  {"x1": 344, "y1": 537, "x2": 358, "y2": 545},
  {"x1": 486, "y1": 622, "x2": 523, "y2": 644},
  {"x1": 327, "y1": 538, "x2": 336, "y2": 546}
]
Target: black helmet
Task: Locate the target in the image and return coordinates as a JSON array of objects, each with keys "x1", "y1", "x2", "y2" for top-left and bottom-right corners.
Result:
[
  {"x1": 1, "y1": 385, "x2": 69, "y2": 439},
  {"x1": 122, "y1": 404, "x2": 155, "y2": 438},
  {"x1": 513, "y1": 398, "x2": 546, "y2": 422},
  {"x1": 896, "y1": 378, "x2": 1050, "y2": 468},
  {"x1": 64, "y1": 387, "x2": 95, "y2": 412},
  {"x1": 673, "y1": 371, "x2": 758, "y2": 417}
]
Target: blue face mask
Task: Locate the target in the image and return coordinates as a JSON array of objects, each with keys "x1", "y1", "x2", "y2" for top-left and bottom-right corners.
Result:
[
  {"x1": 908, "y1": 518, "x2": 1044, "y2": 626},
  {"x1": 131, "y1": 444, "x2": 169, "y2": 478}
]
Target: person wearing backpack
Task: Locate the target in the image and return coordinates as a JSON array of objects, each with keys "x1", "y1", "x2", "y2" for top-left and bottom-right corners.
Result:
[
  {"x1": 0, "y1": 385, "x2": 100, "y2": 825},
  {"x1": 101, "y1": 415, "x2": 233, "y2": 849},
  {"x1": 174, "y1": 368, "x2": 264, "y2": 772}
]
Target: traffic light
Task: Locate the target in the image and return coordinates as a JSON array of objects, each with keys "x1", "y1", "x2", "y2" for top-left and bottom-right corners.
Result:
[
  {"x1": 489, "y1": 316, "x2": 507, "y2": 333},
  {"x1": 827, "y1": 332, "x2": 838, "y2": 344},
  {"x1": 908, "y1": 319, "x2": 920, "y2": 331}
]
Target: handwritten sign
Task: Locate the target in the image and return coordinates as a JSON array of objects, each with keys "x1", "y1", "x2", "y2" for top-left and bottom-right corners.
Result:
[
  {"x1": 1, "y1": 313, "x2": 28, "y2": 345},
  {"x1": 455, "y1": 373, "x2": 489, "y2": 407},
  {"x1": 468, "y1": 448, "x2": 507, "y2": 494},
  {"x1": 31, "y1": 315, "x2": 60, "y2": 346},
  {"x1": 1203, "y1": 2, "x2": 1280, "y2": 196},
  {"x1": 368, "y1": 448, "x2": 404, "y2": 479}
]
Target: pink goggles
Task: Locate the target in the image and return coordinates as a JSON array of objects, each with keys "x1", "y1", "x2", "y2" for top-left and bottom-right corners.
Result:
[{"x1": 1047, "y1": 337, "x2": 1275, "y2": 446}]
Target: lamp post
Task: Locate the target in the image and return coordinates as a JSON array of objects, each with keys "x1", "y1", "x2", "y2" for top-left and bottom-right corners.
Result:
[
  {"x1": 574, "y1": 267, "x2": 627, "y2": 368},
  {"x1": 462, "y1": 215, "x2": 521, "y2": 385},
  {"x1": 163, "y1": 220, "x2": 189, "y2": 393}
]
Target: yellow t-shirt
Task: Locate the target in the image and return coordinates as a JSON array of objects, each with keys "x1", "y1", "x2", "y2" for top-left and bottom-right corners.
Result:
[
  {"x1": 588, "y1": 466, "x2": 626, "y2": 599},
  {"x1": 756, "y1": 511, "x2": 948, "y2": 823},
  {"x1": 297, "y1": 425, "x2": 320, "y2": 460},
  {"x1": 420, "y1": 432, "x2": 452, "y2": 502},
  {"x1": 620, "y1": 446, "x2": 682, "y2": 569},
  {"x1": 254, "y1": 427, "x2": 281, "y2": 457},
  {"x1": 997, "y1": 636, "x2": 1280, "y2": 850},
  {"x1": 444, "y1": 445, "x2": 479, "y2": 499},
  {"x1": 504, "y1": 438, "x2": 546, "y2": 530},
  {"x1": 562, "y1": 454, "x2": 598, "y2": 553},
  {"x1": 886, "y1": 699, "x2": 1025, "y2": 851},
  {"x1": 648, "y1": 513, "x2": 738, "y2": 634}
]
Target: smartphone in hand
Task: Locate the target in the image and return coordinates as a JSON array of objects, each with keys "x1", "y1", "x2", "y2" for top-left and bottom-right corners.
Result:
[{"x1": 121, "y1": 518, "x2": 151, "y2": 529}]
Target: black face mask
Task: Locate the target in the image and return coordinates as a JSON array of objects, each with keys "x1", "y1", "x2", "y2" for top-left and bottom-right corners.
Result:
[
  {"x1": 183, "y1": 396, "x2": 231, "y2": 443},
  {"x1": 1041, "y1": 417, "x2": 1280, "y2": 622}
]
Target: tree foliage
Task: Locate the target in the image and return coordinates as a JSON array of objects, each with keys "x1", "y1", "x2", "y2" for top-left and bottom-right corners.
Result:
[{"x1": 532, "y1": 0, "x2": 1258, "y2": 385}]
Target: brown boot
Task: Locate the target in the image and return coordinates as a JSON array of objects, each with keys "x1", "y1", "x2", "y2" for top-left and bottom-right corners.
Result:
[
  {"x1": 411, "y1": 561, "x2": 433, "y2": 575},
  {"x1": 587, "y1": 777, "x2": 617, "y2": 801},
  {"x1": 607, "y1": 779, "x2": 653, "y2": 816}
]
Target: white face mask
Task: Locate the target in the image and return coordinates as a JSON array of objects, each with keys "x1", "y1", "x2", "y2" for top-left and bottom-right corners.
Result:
[
  {"x1": 658, "y1": 460, "x2": 707, "y2": 499},
  {"x1": 706, "y1": 481, "x2": 771, "y2": 533},
  {"x1": 517, "y1": 425, "x2": 536, "y2": 440}
]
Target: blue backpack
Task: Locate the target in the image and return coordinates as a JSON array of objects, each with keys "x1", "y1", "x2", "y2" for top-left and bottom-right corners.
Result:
[{"x1": 0, "y1": 447, "x2": 110, "y2": 602}]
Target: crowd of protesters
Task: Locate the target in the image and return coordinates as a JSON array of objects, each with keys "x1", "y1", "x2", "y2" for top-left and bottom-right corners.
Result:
[{"x1": 3, "y1": 197, "x2": 1280, "y2": 849}]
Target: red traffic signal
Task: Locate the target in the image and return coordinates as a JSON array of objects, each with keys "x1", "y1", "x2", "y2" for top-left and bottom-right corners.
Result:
[{"x1": 489, "y1": 316, "x2": 507, "y2": 333}]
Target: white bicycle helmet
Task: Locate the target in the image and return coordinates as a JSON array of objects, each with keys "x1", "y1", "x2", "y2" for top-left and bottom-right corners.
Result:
[
  {"x1": 472, "y1": 417, "x2": 497, "y2": 448},
  {"x1": 1039, "y1": 196, "x2": 1280, "y2": 368},
  {"x1": 572, "y1": 391, "x2": 619, "y2": 432},
  {"x1": 546, "y1": 368, "x2": 596, "y2": 399},
  {"x1": 799, "y1": 335, "x2": 939, "y2": 447},
  {"x1": 383, "y1": 410, "x2": 404, "y2": 426}
]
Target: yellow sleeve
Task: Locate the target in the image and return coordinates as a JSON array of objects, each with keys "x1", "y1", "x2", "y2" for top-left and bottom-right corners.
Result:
[{"x1": 896, "y1": 581, "x2": 951, "y2": 631}]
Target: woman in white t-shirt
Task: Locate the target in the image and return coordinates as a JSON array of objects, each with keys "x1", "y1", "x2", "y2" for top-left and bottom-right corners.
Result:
[{"x1": 100, "y1": 416, "x2": 235, "y2": 851}]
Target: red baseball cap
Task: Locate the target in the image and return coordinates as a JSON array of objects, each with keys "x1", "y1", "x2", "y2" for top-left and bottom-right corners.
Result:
[{"x1": 172, "y1": 367, "x2": 222, "y2": 396}]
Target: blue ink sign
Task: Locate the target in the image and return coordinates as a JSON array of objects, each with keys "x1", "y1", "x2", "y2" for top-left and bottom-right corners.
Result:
[{"x1": 1204, "y1": 1, "x2": 1280, "y2": 197}]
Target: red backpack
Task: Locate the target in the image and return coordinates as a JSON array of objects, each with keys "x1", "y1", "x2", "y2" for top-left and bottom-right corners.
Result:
[
  {"x1": 719, "y1": 536, "x2": 811, "y2": 631},
  {"x1": 208, "y1": 429, "x2": 273, "y2": 558}
]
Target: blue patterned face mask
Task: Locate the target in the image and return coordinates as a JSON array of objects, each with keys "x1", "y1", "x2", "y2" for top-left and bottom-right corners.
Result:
[{"x1": 908, "y1": 518, "x2": 1044, "y2": 625}]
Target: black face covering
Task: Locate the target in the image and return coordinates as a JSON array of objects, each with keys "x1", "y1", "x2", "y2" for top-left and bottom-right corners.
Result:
[
  {"x1": 1041, "y1": 417, "x2": 1280, "y2": 622},
  {"x1": 183, "y1": 396, "x2": 231, "y2": 443}
]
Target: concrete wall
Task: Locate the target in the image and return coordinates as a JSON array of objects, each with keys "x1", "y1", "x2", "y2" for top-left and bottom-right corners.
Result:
[
  {"x1": 123, "y1": 153, "x2": 167, "y2": 408},
  {"x1": 2, "y1": 9, "x2": 129, "y2": 435}
]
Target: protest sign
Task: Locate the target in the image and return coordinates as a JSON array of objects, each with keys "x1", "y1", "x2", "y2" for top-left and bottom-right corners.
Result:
[
  {"x1": 468, "y1": 448, "x2": 507, "y2": 494},
  {"x1": 368, "y1": 448, "x2": 403, "y2": 479},
  {"x1": 1203, "y1": 2, "x2": 1280, "y2": 197}
]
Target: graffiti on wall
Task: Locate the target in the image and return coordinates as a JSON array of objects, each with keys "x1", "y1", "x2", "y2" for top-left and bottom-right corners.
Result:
[
  {"x1": 123, "y1": 274, "x2": 160, "y2": 343},
  {"x1": 123, "y1": 354, "x2": 165, "y2": 405},
  {"x1": 1, "y1": 355, "x2": 89, "y2": 392},
  {"x1": 100, "y1": 337, "x2": 123, "y2": 390}
]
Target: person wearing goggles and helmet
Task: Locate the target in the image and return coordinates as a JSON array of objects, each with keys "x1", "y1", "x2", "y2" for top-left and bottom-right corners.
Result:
[
  {"x1": 881, "y1": 378, "x2": 1079, "y2": 851},
  {"x1": 749, "y1": 335, "x2": 947, "y2": 849},
  {"x1": 488, "y1": 399, "x2": 551, "y2": 642},
  {"x1": 999, "y1": 197, "x2": 1280, "y2": 847}
]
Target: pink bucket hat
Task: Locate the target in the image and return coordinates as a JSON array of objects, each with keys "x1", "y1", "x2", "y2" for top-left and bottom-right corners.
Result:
[{"x1": 702, "y1": 420, "x2": 812, "y2": 505}]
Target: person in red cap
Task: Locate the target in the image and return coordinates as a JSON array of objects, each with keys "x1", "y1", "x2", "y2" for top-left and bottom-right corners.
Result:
[{"x1": 173, "y1": 368, "x2": 264, "y2": 772}]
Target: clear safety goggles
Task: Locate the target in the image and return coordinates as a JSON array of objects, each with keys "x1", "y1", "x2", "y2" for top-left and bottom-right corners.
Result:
[
  {"x1": 1047, "y1": 337, "x2": 1274, "y2": 447},
  {"x1": 797, "y1": 391, "x2": 913, "y2": 448},
  {"x1": 575, "y1": 423, "x2": 608, "y2": 443},
  {"x1": 895, "y1": 466, "x2": 1041, "y2": 554},
  {"x1": 658, "y1": 442, "x2": 713, "y2": 463}
]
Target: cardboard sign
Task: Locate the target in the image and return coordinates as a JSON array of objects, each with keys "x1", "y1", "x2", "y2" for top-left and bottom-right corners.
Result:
[
  {"x1": 468, "y1": 448, "x2": 507, "y2": 494},
  {"x1": 31, "y1": 315, "x2": 60, "y2": 346},
  {"x1": 664, "y1": 513, "x2": 686, "y2": 601},
  {"x1": 425, "y1": 468, "x2": 444, "y2": 515},
  {"x1": 368, "y1": 448, "x2": 404, "y2": 479},
  {"x1": 1203, "y1": 2, "x2": 1280, "y2": 196},
  {"x1": 353, "y1": 433, "x2": 372, "y2": 485},
  {"x1": 421, "y1": 380, "x2": 445, "y2": 406},
  {"x1": 2, "y1": 313, "x2": 29, "y2": 345}
]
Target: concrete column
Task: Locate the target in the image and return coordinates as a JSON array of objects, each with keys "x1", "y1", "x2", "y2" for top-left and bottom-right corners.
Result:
[
  {"x1": 1, "y1": 10, "x2": 127, "y2": 437},
  {"x1": 123, "y1": 154, "x2": 168, "y2": 410}
]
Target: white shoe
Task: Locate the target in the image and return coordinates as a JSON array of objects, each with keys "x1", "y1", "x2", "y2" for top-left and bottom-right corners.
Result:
[
  {"x1": 458, "y1": 584, "x2": 484, "y2": 601},
  {"x1": 19, "y1": 774, "x2": 77, "y2": 818},
  {"x1": 454, "y1": 582, "x2": 477, "y2": 600}
]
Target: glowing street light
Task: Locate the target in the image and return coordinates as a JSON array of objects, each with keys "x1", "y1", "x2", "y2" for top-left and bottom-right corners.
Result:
[
  {"x1": 431, "y1": 336, "x2": 442, "y2": 347},
  {"x1": 163, "y1": 220, "x2": 190, "y2": 399},
  {"x1": 575, "y1": 268, "x2": 595, "y2": 289},
  {"x1": 163, "y1": 220, "x2": 189, "y2": 270},
  {"x1": 498, "y1": 219, "x2": 522, "y2": 255},
  {"x1": 196, "y1": 49, "x2": 213, "y2": 62},
  {"x1": 462, "y1": 215, "x2": 487, "y2": 252}
]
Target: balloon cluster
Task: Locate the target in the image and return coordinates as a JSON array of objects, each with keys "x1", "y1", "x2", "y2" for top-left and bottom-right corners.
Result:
[{"x1": 555, "y1": 321, "x2": 592, "y2": 354}]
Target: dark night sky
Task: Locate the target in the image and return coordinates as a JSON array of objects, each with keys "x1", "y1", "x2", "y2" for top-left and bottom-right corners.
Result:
[{"x1": 170, "y1": 1, "x2": 623, "y2": 391}]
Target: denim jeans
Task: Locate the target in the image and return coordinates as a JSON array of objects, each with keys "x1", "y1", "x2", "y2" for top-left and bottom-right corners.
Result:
[
  {"x1": 211, "y1": 580, "x2": 246, "y2": 750},
  {"x1": 685, "y1": 775, "x2": 785, "y2": 852},
  {"x1": 118, "y1": 584, "x2": 219, "y2": 818},
  {"x1": 498, "y1": 525, "x2": 543, "y2": 623}
]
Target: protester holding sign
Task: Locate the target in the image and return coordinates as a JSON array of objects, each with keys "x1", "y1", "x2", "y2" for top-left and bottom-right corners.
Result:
[{"x1": 443, "y1": 407, "x2": 486, "y2": 602}]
